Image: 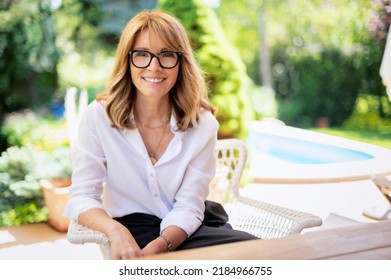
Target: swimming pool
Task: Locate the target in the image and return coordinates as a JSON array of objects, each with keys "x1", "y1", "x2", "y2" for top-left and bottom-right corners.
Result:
[
  {"x1": 248, "y1": 120, "x2": 391, "y2": 183},
  {"x1": 251, "y1": 133, "x2": 374, "y2": 164}
]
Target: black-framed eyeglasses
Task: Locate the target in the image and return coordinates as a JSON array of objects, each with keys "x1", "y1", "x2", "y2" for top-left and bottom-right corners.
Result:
[{"x1": 129, "y1": 50, "x2": 181, "y2": 69}]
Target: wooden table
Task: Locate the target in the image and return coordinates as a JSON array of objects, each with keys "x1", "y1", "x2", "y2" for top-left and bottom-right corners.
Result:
[{"x1": 140, "y1": 220, "x2": 391, "y2": 260}]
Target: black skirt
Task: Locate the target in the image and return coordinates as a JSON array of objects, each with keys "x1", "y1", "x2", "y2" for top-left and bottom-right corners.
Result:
[{"x1": 114, "y1": 200, "x2": 258, "y2": 250}]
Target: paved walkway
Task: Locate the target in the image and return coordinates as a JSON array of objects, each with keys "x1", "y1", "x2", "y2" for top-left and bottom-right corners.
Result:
[
  {"x1": 0, "y1": 179, "x2": 389, "y2": 260},
  {"x1": 0, "y1": 222, "x2": 102, "y2": 260},
  {"x1": 242, "y1": 179, "x2": 390, "y2": 226}
]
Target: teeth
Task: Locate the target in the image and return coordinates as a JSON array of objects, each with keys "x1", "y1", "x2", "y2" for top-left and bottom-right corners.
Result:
[{"x1": 144, "y1": 78, "x2": 164, "y2": 83}]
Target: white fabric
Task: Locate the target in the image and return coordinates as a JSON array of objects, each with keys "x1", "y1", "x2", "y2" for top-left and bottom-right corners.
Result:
[
  {"x1": 380, "y1": 30, "x2": 391, "y2": 101},
  {"x1": 64, "y1": 100, "x2": 218, "y2": 237}
]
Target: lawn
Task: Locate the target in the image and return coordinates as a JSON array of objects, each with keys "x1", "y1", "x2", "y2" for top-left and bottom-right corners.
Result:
[{"x1": 310, "y1": 128, "x2": 391, "y2": 150}]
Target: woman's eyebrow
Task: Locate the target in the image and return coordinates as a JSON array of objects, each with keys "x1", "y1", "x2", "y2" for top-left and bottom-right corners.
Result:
[
  {"x1": 132, "y1": 47, "x2": 149, "y2": 50},
  {"x1": 131, "y1": 47, "x2": 172, "y2": 53}
]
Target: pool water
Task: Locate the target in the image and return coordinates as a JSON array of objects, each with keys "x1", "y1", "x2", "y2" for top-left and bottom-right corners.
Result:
[{"x1": 249, "y1": 132, "x2": 374, "y2": 164}]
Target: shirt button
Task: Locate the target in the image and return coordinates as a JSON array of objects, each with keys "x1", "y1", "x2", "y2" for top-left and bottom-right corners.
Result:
[{"x1": 153, "y1": 193, "x2": 159, "y2": 198}]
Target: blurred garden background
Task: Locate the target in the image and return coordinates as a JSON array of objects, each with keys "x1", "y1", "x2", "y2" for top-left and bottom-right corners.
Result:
[{"x1": 0, "y1": 0, "x2": 390, "y2": 228}]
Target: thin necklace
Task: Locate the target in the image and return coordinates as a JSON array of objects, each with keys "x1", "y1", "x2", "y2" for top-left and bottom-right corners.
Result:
[
  {"x1": 139, "y1": 119, "x2": 169, "y2": 129},
  {"x1": 138, "y1": 120, "x2": 169, "y2": 165}
]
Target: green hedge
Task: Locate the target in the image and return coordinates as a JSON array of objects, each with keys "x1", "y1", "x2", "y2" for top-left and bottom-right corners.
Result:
[
  {"x1": 0, "y1": 1, "x2": 59, "y2": 122},
  {"x1": 273, "y1": 47, "x2": 366, "y2": 127}
]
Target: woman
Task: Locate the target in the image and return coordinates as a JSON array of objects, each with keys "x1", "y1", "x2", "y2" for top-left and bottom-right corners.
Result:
[{"x1": 64, "y1": 10, "x2": 256, "y2": 260}]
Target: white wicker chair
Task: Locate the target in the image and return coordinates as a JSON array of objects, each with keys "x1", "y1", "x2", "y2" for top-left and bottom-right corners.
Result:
[{"x1": 67, "y1": 138, "x2": 322, "y2": 259}]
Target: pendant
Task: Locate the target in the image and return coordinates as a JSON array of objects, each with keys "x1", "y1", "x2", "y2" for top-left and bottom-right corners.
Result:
[{"x1": 150, "y1": 156, "x2": 157, "y2": 165}]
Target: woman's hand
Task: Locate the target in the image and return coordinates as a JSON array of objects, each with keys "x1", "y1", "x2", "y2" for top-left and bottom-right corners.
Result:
[
  {"x1": 78, "y1": 208, "x2": 143, "y2": 260},
  {"x1": 107, "y1": 224, "x2": 144, "y2": 260}
]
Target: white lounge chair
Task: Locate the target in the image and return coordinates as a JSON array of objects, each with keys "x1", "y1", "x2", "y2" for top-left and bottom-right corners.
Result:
[
  {"x1": 67, "y1": 138, "x2": 323, "y2": 259},
  {"x1": 362, "y1": 176, "x2": 391, "y2": 220}
]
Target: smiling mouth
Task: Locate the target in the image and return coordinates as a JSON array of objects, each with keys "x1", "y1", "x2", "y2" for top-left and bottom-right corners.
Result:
[{"x1": 143, "y1": 77, "x2": 165, "y2": 83}]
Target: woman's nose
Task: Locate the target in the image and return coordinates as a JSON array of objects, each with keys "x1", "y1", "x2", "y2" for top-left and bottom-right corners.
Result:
[{"x1": 147, "y1": 57, "x2": 162, "y2": 70}]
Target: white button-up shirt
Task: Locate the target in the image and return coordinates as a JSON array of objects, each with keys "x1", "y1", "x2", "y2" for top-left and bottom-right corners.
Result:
[{"x1": 64, "y1": 100, "x2": 218, "y2": 236}]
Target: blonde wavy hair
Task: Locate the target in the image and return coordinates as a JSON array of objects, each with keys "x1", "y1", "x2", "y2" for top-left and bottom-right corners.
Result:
[{"x1": 97, "y1": 10, "x2": 216, "y2": 131}]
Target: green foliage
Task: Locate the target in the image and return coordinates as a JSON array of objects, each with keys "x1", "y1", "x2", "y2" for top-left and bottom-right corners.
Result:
[
  {"x1": 217, "y1": 0, "x2": 284, "y2": 85},
  {"x1": 0, "y1": 202, "x2": 48, "y2": 227},
  {"x1": 1, "y1": 110, "x2": 69, "y2": 152},
  {"x1": 160, "y1": 0, "x2": 255, "y2": 138},
  {"x1": 0, "y1": 146, "x2": 40, "y2": 181},
  {"x1": 34, "y1": 147, "x2": 73, "y2": 180},
  {"x1": 54, "y1": 0, "x2": 112, "y2": 95},
  {"x1": 0, "y1": 0, "x2": 59, "y2": 121},
  {"x1": 0, "y1": 110, "x2": 72, "y2": 227},
  {"x1": 76, "y1": 0, "x2": 157, "y2": 42},
  {"x1": 0, "y1": 146, "x2": 44, "y2": 201},
  {"x1": 344, "y1": 94, "x2": 391, "y2": 131},
  {"x1": 0, "y1": 144, "x2": 72, "y2": 227},
  {"x1": 273, "y1": 0, "x2": 388, "y2": 127},
  {"x1": 217, "y1": 0, "x2": 390, "y2": 128},
  {"x1": 0, "y1": 146, "x2": 46, "y2": 226},
  {"x1": 274, "y1": 47, "x2": 364, "y2": 127},
  {"x1": 54, "y1": 0, "x2": 157, "y2": 96},
  {"x1": 0, "y1": 110, "x2": 72, "y2": 179}
]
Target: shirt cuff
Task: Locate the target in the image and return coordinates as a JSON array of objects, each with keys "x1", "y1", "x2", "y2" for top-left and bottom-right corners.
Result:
[
  {"x1": 64, "y1": 196, "x2": 105, "y2": 220},
  {"x1": 160, "y1": 208, "x2": 204, "y2": 237}
]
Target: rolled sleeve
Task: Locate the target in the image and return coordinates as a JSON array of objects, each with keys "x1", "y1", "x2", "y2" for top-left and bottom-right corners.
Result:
[{"x1": 64, "y1": 193, "x2": 105, "y2": 220}]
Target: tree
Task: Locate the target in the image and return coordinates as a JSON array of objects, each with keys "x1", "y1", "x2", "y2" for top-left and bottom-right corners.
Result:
[
  {"x1": 160, "y1": 0, "x2": 255, "y2": 138},
  {"x1": 217, "y1": 0, "x2": 285, "y2": 86},
  {"x1": 64, "y1": 0, "x2": 157, "y2": 47},
  {"x1": 53, "y1": 0, "x2": 158, "y2": 96},
  {"x1": 218, "y1": 0, "x2": 388, "y2": 127},
  {"x1": 0, "y1": 0, "x2": 59, "y2": 122},
  {"x1": 367, "y1": 0, "x2": 391, "y2": 116},
  {"x1": 271, "y1": 0, "x2": 385, "y2": 127}
]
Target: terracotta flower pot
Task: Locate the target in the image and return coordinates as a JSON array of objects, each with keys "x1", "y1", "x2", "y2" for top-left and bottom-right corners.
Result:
[{"x1": 40, "y1": 178, "x2": 71, "y2": 232}]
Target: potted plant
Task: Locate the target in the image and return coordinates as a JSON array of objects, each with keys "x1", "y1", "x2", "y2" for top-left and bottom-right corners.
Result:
[{"x1": 37, "y1": 147, "x2": 72, "y2": 232}]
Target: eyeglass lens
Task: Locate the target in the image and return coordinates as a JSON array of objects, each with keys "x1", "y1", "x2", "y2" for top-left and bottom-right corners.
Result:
[{"x1": 131, "y1": 50, "x2": 179, "y2": 69}]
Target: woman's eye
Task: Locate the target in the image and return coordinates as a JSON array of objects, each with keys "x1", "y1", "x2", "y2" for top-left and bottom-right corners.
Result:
[
  {"x1": 162, "y1": 52, "x2": 175, "y2": 58},
  {"x1": 136, "y1": 51, "x2": 149, "y2": 57}
]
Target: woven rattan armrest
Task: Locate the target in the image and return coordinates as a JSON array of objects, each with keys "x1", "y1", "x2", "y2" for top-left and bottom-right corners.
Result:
[
  {"x1": 67, "y1": 220, "x2": 111, "y2": 259},
  {"x1": 227, "y1": 196, "x2": 323, "y2": 239}
]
